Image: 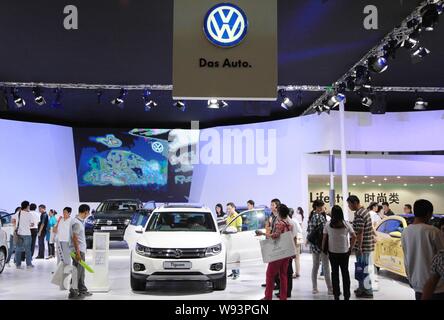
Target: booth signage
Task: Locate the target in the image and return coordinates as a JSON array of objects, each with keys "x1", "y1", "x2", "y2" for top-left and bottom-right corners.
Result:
[{"x1": 173, "y1": 0, "x2": 278, "y2": 100}]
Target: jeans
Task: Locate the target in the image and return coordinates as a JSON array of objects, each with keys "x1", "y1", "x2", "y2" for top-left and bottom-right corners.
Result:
[
  {"x1": 329, "y1": 252, "x2": 351, "y2": 300},
  {"x1": 15, "y1": 235, "x2": 32, "y2": 267},
  {"x1": 264, "y1": 258, "x2": 290, "y2": 300},
  {"x1": 6, "y1": 235, "x2": 15, "y2": 264},
  {"x1": 312, "y1": 252, "x2": 332, "y2": 291},
  {"x1": 356, "y1": 252, "x2": 373, "y2": 294},
  {"x1": 71, "y1": 252, "x2": 88, "y2": 293}
]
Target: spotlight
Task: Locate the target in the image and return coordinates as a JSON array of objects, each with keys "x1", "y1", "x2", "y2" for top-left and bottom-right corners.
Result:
[
  {"x1": 414, "y1": 97, "x2": 428, "y2": 110},
  {"x1": 421, "y1": 4, "x2": 440, "y2": 31},
  {"x1": 142, "y1": 89, "x2": 157, "y2": 111},
  {"x1": 174, "y1": 100, "x2": 186, "y2": 112},
  {"x1": 314, "y1": 104, "x2": 331, "y2": 115},
  {"x1": 111, "y1": 89, "x2": 128, "y2": 107},
  {"x1": 207, "y1": 99, "x2": 228, "y2": 109},
  {"x1": 33, "y1": 87, "x2": 46, "y2": 106},
  {"x1": 361, "y1": 96, "x2": 374, "y2": 108},
  {"x1": 382, "y1": 39, "x2": 400, "y2": 59},
  {"x1": 11, "y1": 88, "x2": 26, "y2": 108},
  {"x1": 278, "y1": 90, "x2": 294, "y2": 110},
  {"x1": 51, "y1": 88, "x2": 62, "y2": 109},
  {"x1": 96, "y1": 90, "x2": 103, "y2": 104},
  {"x1": 354, "y1": 65, "x2": 371, "y2": 87},
  {"x1": 401, "y1": 36, "x2": 420, "y2": 50},
  {"x1": 344, "y1": 76, "x2": 356, "y2": 91},
  {"x1": 368, "y1": 56, "x2": 388, "y2": 73},
  {"x1": 411, "y1": 47, "x2": 431, "y2": 63},
  {"x1": 327, "y1": 93, "x2": 346, "y2": 109}
]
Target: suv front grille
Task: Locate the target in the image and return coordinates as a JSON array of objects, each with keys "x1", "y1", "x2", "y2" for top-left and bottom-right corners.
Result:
[
  {"x1": 94, "y1": 218, "x2": 127, "y2": 230},
  {"x1": 149, "y1": 248, "x2": 207, "y2": 259}
]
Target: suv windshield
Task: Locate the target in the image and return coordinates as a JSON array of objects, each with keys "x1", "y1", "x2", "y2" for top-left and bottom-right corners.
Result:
[
  {"x1": 147, "y1": 212, "x2": 216, "y2": 232},
  {"x1": 96, "y1": 200, "x2": 140, "y2": 213}
]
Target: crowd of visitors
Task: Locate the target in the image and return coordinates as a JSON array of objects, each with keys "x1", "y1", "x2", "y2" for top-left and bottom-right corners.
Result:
[{"x1": 5, "y1": 201, "x2": 93, "y2": 299}]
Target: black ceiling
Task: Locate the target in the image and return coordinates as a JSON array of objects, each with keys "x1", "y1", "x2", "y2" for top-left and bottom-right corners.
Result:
[{"x1": 0, "y1": 0, "x2": 443, "y2": 129}]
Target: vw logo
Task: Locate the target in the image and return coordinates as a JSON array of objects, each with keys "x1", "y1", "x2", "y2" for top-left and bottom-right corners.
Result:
[
  {"x1": 204, "y1": 3, "x2": 248, "y2": 48},
  {"x1": 174, "y1": 249, "x2": 183, "y2": 258},
  {"x1": 106, "y1": 220, "x2": 112, "y2": 226},
  {"x1": 151, "y1": 141, "x2": 164, "y2": 153}
]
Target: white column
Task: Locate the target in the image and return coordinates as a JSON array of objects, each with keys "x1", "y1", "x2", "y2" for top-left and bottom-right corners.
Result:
[
  {"x1": 329, "y1": 150, "x2": 335, "y2": 208},
  {"x1": 339, "y1": 101, "x2": 349, "y2": 221}
]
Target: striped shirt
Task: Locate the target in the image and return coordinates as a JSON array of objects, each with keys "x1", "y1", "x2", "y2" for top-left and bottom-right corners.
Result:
[
  {"x1": 432, "y1": 251, "x2": 444, "y2": 279},
  {"x1": 352, "y1": 207, "x2": 375, "y2": 253}
]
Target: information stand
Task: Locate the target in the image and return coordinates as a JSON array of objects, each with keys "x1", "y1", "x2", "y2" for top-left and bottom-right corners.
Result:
[{"x1": 89, "y1": 232, "x2": 110, "y2": 292}]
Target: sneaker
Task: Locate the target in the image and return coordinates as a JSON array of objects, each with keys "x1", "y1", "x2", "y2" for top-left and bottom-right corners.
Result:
[
  {"x1": 232, "y1": 275, "x2": 239, "y2": 280},
  {"x1": 68, "y1": 291, "x2": 84, "y2": 300},
  {"x1": 312, "y1": 289, "x2": 319, "y2": 294},
  {"x1": 26, "y1": 264, "x2": 35, "y2": 269},
  {"x1": 261, "y1": 283, "x2": 266, "y2": 287},
  {"x1": 356, "y1": 291, "x2": 374, "y2": 299}
]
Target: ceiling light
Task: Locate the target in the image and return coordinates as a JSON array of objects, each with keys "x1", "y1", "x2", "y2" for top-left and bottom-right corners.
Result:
[
  {"x1": 397, "y1": 176, "x2": 401, "y2": 179},
  {"x1": 430, "y1": 176, "x2": 435, "y2": 179},
  {"x1": 404, "y1": 183, "x2": 408, "y2": 187},
  {"x1": 361, "y1": 181, "x2": 365, "y2": 185},
  {"x1": 384, "y1": 178, "x2": 388, "y2": 181},
  {"x1": 327, "y1": 93, "x2": 346, "y2": 109},
  {"x1": 378, "y1": 183, "x2": 382, "y2": 186},
  {"x1": 314, "y1": 104, "x2": 330, "y2": 115},
  {"x1": 401, "y1": 37, "x2": 420, "y2": 50},
  {"x1": 111, "y1": 89, "x2": 128, "y2": 107},
  {"x1": 32, "y1": 87, "x2": 46, "y2": 106},
  {"x1": 174, "y1": 100, "x2": 186, "y2": 112},
  {"x1": 11, "y1": 88, "x2": 25, "y2": 108},
  {"x1": 361, "y1": 96, "x2": 374, "y2": 108},
  {"x1": 414, "y1": 97, "x2": 428, "y2": 110},
  {"x1": 430, "y1": 184, "x2": 434, "y2": 187},
  {"x1": 411, "y1": 47, "x2": 431, "y2": 63},
  {"x1": 364, "y1": 176, "x2": 368, "y2": 178},
  {"x1": 372, "y1": 180, "x2": 376, "y2": 183},
  {"x1": 142, "y1": 89, "x2": 157, "y2": 111},
  {"x1": 352, "y1": 183, "x2": 357, "y2": 186},
  {"x1": 368, "y1": 56, "x2": 388, "y2": 73},
  {"x1": 51, "y1": 88, "x2": 62, "y2": 109},
  {"x1": 279, "y1": 90, "x2": 294, "y2": 110}
]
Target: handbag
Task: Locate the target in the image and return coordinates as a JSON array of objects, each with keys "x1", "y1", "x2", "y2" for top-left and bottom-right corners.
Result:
[
  {"x1": 307, "y1": 223, "x2": 323, "y2": 247},
  {"x1": 13, "y1": 211, "x2": 24, "y2": 246}
]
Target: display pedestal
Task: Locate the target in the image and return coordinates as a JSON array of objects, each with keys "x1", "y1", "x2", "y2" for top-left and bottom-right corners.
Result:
[{"x1": 89, "y1": 232, "x2": 110, "y2": 292}]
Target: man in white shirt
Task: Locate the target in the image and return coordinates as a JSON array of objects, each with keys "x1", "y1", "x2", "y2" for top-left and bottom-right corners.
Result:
[
  {"x1": 401, "y1": 199, "x2": 444, "y2": 300},
  {"x1": 12, "y1": 201, "x2": 35, "y2": 269},
  {"x1": 29, "y1": 203, "x2": 40, "y2": 259}
]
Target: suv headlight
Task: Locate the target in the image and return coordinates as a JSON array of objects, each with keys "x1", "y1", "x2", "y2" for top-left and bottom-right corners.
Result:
[
  {"x1": 136, "y1": 243, "x2": 152, "y2": 257},
  {"x1": 205, "y1": 244, "x2": 222, "y2": 257}
]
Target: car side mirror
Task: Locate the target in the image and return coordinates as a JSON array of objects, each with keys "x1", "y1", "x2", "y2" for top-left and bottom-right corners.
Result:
[
  {"x1": 389, "y1": 231, "x2": 402, "y2": 238},
  {"x1": 135, "y1": 226, "x2": 144, "y2": 234},
  {"x1": 223, "y1": 226, "x2": 238, "y2": 234}
]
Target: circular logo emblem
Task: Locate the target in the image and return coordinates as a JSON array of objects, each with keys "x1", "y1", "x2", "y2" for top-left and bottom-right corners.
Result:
[
  {"x1": 174, "y1": 249, "x2": 183, "y2": 258},
  {"x1": 151, "y1": 141, "x2": 164, "y2": 153},
  {"x1": 204, "y1": 3, "x2": 248, "y2": 48},
  {"x1": 107, "y1": 220, "x2": 113, "y2": 226}
]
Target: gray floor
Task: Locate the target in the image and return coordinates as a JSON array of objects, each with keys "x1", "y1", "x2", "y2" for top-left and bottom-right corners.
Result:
[{"x1": 0, "y1": 242, "x2": 414, "y2": 300}]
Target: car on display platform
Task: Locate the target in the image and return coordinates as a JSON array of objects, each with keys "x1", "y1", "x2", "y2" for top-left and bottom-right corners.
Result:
[
  {"x1": 127, "y1": 205, "x2": 268, "y2": 292},
  {"x1": 0, "y1": 210, "x2": 11, "y2": 274},
  {"x1": 130, "y1": 204, "x2": 227, "y2": 291},
  {"x1": 374, "y1": 214, "x2": 444, "y2": 277},
  {"x1": 85, "y1": 199, "x2": 144, "y2": 249}
]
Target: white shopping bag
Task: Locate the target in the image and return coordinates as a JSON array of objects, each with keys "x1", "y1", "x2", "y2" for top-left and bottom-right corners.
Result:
[{"x1": 260, "y1": 231, "x2": 296, "y2": 263}]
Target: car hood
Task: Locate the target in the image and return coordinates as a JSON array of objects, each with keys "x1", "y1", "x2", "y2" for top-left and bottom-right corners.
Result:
[{"x1": 139, "y1": 231, "x2": 221, "y2": 248}]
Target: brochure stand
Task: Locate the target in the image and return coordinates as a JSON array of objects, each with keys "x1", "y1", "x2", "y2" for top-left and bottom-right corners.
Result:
[{"x1": 88, "y1": 232, "x2": 110, "y2": 292}]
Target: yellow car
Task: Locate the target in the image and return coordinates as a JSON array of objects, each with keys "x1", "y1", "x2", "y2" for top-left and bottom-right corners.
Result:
[{"x1": 374, "y1": 214, "x2": 443, "y2": 277}]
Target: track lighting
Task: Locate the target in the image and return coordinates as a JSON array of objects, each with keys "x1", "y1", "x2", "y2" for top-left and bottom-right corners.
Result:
[
  {"x1": 11, "y1": 88, "x2": 25, "y2": 108},
  {"x1": 207, "y1": 99, "x2": 228, "y2": 109},
  {"x1": 327, "y1": 93, "x2": 346, "y2": 109},
  {"x1": 414, "y1": 97, "x2": 428, "y2": 110},
  {"x1": 33, "y1": 87, "x2": 46, "y2": 106},
  {"x1": 111, "y1": 89, "x2": 127, "y2": 107},
  {"x1": 411, "y1": 47, "x2": 431, "y2": 63},
  {"x1": 368, "y1": 56, "x2": 388, "y2": 73},
  {"x1": 278, "y1": 90, "x2": 294, "y2": 110},
  {"x1": 51, "y1": 88, "x2": 62, "y2": 109},
  {"x1": 174, "y1": 100, "x2": 186, "y2": 112},
  {"x1": 142, "y1": 89, "x2": 157, "y2": 111}
]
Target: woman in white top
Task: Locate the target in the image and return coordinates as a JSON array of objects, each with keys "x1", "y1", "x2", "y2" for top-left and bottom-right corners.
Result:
[
  {"x1": 368, "y1": 202, "x2": 382, "y2": 230},
  {"x1": 322, "y1": 205, "x2": 357, "y2": 300},
  {"x1": 290, "y1": 208, "x2": 304, "y2": 278}
]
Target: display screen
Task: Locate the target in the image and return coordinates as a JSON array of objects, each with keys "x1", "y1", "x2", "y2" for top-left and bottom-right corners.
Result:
[{"x1": 73, "y1": 128, "x2": 198, "y2": 202}]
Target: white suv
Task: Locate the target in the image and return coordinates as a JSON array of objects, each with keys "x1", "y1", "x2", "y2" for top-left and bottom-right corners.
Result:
[{"x1": 130, "y1": 204, "x2": 227, "y2": 291}]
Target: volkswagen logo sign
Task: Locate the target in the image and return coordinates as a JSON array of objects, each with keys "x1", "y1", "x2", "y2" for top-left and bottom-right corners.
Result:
[
  {"x1": 107, "y1": 220, "x2": 112, "y2": 226},
  {"x1": 204, "y1": 3, "x2": 248, "y2": 48},
  {"x1": 174, "y1": 249, "x2": 183, "y2": 258}
]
